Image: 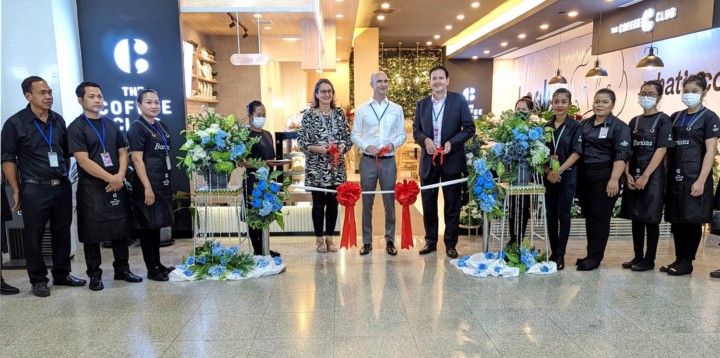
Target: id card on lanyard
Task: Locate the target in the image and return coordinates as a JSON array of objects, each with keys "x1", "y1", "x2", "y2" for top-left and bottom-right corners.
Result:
[
  {"x1": 33, "y1": 119, "x2": 58, "y2": 167},
  {"x1": 370, "y1": 101, "x2": 389, "y2": 138},
  {"x1": 599, "y1": 126, "x2": 609, "y2": 139},
  {"x1": 432, "y1": 100, "x2": 445, "y2": 146},
  {"x1": 83, "y1": 115, "x2": 113, "y2": 167}
]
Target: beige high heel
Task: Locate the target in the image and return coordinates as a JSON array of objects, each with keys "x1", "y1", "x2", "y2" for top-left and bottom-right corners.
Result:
[
  {"x1": 325, "y1": 236, "x2": 338, "y2": 252},
  {"x1": 316, "y1": 237, "x2": 327, "y2": 253}
]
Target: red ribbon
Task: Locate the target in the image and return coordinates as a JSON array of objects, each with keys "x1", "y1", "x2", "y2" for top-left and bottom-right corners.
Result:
[
  {"x1": 337, "y1": 182, "x2": 361, "y2": 250},
  {"x1": 394, "y1": 179, "x2": 420, "y2": 250},
  {"x1": 375, "y1": 145, "x2": 391, "y2": 168},
  {"x1": 327, "y1": 144, "x2": 341, "y2": 168},
  {"x1": 432, "y1": 147, "x2": 445, "y2": 166}
]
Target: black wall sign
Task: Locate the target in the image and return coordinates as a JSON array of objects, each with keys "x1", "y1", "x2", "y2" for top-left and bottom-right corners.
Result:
[{"x1": 77, "y1": 0, "x2": 191, "y2": 233}]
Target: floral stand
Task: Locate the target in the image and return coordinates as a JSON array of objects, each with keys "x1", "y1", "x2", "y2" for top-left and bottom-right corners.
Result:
[{"x1": 169, "y1": 255, "x2": 286, "y2": 281}]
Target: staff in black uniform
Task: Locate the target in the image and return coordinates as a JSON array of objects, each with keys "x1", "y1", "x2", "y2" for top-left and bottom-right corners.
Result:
[
  {"x1": 543, "y1": 88, "x2": 582, "y2": 270},
  {"x1": 665, "y1": 72, "x2": 720, "y2": 276},
  {"x1": 506, "y1": 97, "x2": 534, "y2": 247},
  {"x1": 128, "y1": 89, "x2": 174, "y2": 281},
  {"x1": 619, "y1": 80, "x2": 673, "y2": 272},
  {"x1": 1, "y1": 76, "x2": 86, "y2": 297},
  {"x1": 243, "y1": 100, "x2": 282, "y2": 257},
  {"x1": 1, "y1": 176, "x2": 20, "y2": 295},
  {"x1": 576, "y1": 88, "x2": 631, "y2": 271},
  {"x1": 67, "y1": 82, "x2": 143, "y2": 290}
]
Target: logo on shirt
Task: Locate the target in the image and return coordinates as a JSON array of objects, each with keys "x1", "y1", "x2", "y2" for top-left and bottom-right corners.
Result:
[
  {"x1": 633, "y1": 140, "x2": 653, "y2": 147},
  {"x1": 675, "y1": 168, "x2": 683, "y2": 182},
  {"x1": 114, "y1": 39, "x2": 149, "y2": 74},
  {"x1": 110, "y1": 192, "x2": 121, "y2": 206},
  {"x1": 713, "y1": 124, "x2": 718, "y2": 132},
  {"x1": 619, "y1": 140, "x2": 629, "y2": 147},
  {"x1": 578, "y1": 137, "x2": 582, "y2": 143},
  {"x1": 676, "y1": 139, "x2": 690, "y2": 146},
  {"x1": 668, "y1": 134, "x2": 673, "y2": 141},
  {"x1": 154, "y1": 143, "x2": 168, "y2": 150}
]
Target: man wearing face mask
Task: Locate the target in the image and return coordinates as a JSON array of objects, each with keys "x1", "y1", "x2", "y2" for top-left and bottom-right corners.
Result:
[{"x1": 243, "y1": 100, "x2": 282, "y2": 257}]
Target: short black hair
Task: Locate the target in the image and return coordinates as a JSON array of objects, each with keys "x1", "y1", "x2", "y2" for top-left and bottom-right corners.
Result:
[
  {"x1": 552, "y1": 88, "x2": 572, "y2": 103},
  {"x1": 246, "y1": 100, "x2": 264, "y2": 115},
  {"x1": 515, "y1": 96, "x2": 534, "y2": 111},
  {"x1": 595, "y1": 88, "x2": 616, "y2": 105},
  {"x1": 75, "y1": 81, "x2": 103, "y2": 98},
  {"x1": 428, "y1": 65, "x2": 449, "y2": 79},
  {"x1": 21, "y1": 76, "x2": 46, "y2": 95},
  {"x1": 136, "y1": 89, "x2": 159, "y2": 103},
  {"x1": 641, "y1": 80, "x2": 663, "y2": 98},
  {"x1": 683, "y1": 72, "x2": 709, "y2": 91}
]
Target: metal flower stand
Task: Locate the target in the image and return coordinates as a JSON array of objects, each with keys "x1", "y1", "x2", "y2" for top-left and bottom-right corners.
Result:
[{"x1": 192, "y1": 171, "x2": 250, "y2": 255}]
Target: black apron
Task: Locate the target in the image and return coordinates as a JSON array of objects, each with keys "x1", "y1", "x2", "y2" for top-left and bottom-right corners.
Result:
[
  {"x1": 620, "y1": 115, "x2": 665, "y2": 224},
  {"x1": 665, "y1": 110, "x2": 713, "y2": 224},
  {"x1": 77, "y1": 179, "x2": 131, "y2": 243},
  {"x1": 131, "y1": 119, "x2": 174, "y2": 229}
]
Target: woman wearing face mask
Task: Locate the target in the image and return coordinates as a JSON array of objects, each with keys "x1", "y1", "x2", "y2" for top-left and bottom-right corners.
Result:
[
  {"x1": 619, "y1": 81, "x2": 673, "y2": 272},
  {"x1": 576, "y1": 89, "x2": 632, "y2": 271},
  {"x1": 665, "y1": 72, "x2": 720, "y2": 276},
  {"x1": 297, "y1": 79, "x2": 352, "y2": 253},
  {"x1": 543, "y1": 88, "x2": 582, "y2": 270},
  {"x1": 128, "y1": 89, "x2": 174, "y2": 281},
  {"x1": 243, "y1": 100, "x2": 282, "y2": 257},
  {"x1": 506, "y1": 96, "x2": 535, "y2": 247}
]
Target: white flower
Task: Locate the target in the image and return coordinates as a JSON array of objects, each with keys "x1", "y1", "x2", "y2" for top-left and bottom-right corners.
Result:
[
  {"x1": 191, "y1": 146, "x2": 207, "y2": 161},
  {"x1": 196, "y1": 130, "x2": 208, "y2": 138},
  {"x1": 466, "y1": 153, "x2": 474, "y2": 160},
  {"x1": 183, "y1": 139, "x2": 195, "y2": 148}
]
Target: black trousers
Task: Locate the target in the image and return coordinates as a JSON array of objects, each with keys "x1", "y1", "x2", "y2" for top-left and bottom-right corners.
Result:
[
  {"x1": 671, "y1": 223, "x2": 702, "y2": 261},
  {"x1": 137, "y1": 228, "x2": 162, "y2": 270},
  {"x1": 84, "y1": 239, "x2": 129, "y2": 278},
  {"x1": 248, "y1": 227, "x2": 265, "y2": 255},
  {"x1": 508, "y1": 194, "x2": 530, "y2": 244},
  {"x1": 577, "y1": 164, "x2": 618, "y2": 263},
  {"x1": 631, "y1": 222, "x2": 659, "y2": 261},
  {"x1": 421, "y1": 166, "x2": 462, "y2": 249},
  {"x1": 20, "y1": 181, "x2": 72, "y2": 284},
  {"x1": 545, "y1": 180, "x2": 576, "y2": 256},
  {"x1": 311, "y1": 186, "x2": 338, "y2": 237}
]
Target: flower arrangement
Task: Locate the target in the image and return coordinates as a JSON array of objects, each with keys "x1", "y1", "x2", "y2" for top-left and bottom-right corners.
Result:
[
  {"x1": 475, "y1": 112, "x2": 502, "y2": 141},
  {"x1": 246, "y1": 165, "x2": 291, "y2": 229},
  {"x1": 504, "y1": 237, "x2": 548, "y2": 274},
  {"x1": 459, "y1": 200, "x2": 483, "y2": 226},
  {"x1": 179, "y1": 240, "x2": 256, "y2": 280},
  {"x1": 466, "y1": 156, "x2": 504, "y2": 217},
  {"x1": 178, "y1": 108, "x2": 259, "y2": 176}
]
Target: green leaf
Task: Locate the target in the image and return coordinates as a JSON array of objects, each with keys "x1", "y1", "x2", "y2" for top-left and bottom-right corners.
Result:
[
  {"x1": 275, "y1": 212, "x2": 285, "y2": 230},
  {"x1": 496, "y1": 162, "x2": 505, "y2": 177}
]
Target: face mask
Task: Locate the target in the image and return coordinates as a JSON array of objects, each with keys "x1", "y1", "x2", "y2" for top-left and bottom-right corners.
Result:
[
  {"x1": 638, "y1": 96, "x2": 657, "y2": 110},
  {"x1": 252, "y1": 117, "x2": 266, "y2": 129},
  {"x1": 682, "y1": 93, "x2": 702, "y2": 108}
]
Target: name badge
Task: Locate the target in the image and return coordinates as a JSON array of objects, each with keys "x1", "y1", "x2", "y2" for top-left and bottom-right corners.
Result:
[
  {"x1": 101, "y1": 152, "x2": 113, "y2": 167},
  {"x1": 165, "y1": 155, "x2": 172, "y2": 171},
  {"x1": 599, "y1": 127, "x2": 609, "y2": 139},
  {"x1": 48, "y1": 152, "x2": 59, "y2": 167},
  {"x1": 375, "y1": 127, "x2": 381, "y2": 137}
]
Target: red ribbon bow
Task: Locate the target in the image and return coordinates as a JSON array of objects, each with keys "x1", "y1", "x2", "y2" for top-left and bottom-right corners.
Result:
[
  {"x1": 337, "y1": 182, "x2": 361, "y2": 250},
  {"x1": 327, "y1": 144, "x2": 341, "y2": 168},
  {"x1": 432, "y1": 147, "x2": 445, "y2": 166},
  {"x1": 375, "y1": 145, "x2": 391, "y2": 168},
  {"x1": 394, "y1": 179, "x2": 420, "y2": 250}
]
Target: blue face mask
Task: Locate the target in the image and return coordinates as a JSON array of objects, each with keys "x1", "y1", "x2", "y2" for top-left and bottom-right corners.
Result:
[{"x1": 638, "y1": 96, "x2": 657, "y2": 110}]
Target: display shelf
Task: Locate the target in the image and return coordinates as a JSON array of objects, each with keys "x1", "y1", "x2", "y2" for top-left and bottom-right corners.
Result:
[
  {"x1": 187, "y1": 97, "x2": 219, "y2": 104},
  {"x1": 196, "y1": 53, "x2": 217, "y2": 64},
  {"x1": 192, "y1": 74, "x2": 218, "y2": 84}
]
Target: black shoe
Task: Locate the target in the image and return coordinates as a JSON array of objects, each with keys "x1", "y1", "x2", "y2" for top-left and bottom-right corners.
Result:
[
  {"x1": 446, "y1": 248, "x2": 459, "y2": 259},
  {"x1": 89, "y1": 277, "x2": 104, "y2": 291},
  {"x1": 158, "y1": 265, "x2": 175, "y2": 275},
  {"x1": 575, "y1": 257, "x2": 587, "y2": 266},
  {"x1": 419, "y1": 244, "x2": 437, "y2": 255},
  {"x1": 147, "y1": 268, "x2": 169, "y2": 282},
  {"x1": 114, "y1": 269, "x2": 143, "y2": 283},
  {"x1": 667, "y1": 260, "x2": 693, "y2": 276},
  {"x1": 710, "y1": 269, "x2": 720, "y2": 278},
  {"x1": 659, "y1": 259, "x2": 680, "y2": 273},
  {"x1": 556, "y1": 255, "x2": 565, "y2": 271},
  {"x1": 631, "y1": 259, "x2": 655, "y2": 272},
  {"x1": 386, "y1": 242, "x2": 397, "y2": 256},
  {"x1": 32, "y1": 282, "x2": 50, "y2": 297},
  {"x1": 53, "y1": 275, "x2": 87, "y2": 287},
  {"x1": 359, "y1": 244, "x2": 372, "y2": 256},
  {"x1": 622, "y1": 257, "x2": 642, "y2": 269},
  {"x1": 1, "y1": 280, "x2": 20, "y2": 295},
  {"x1": 549, "y1": 253, "x2": 558, "y2": 262},
  {"x1": 577, "y1": 259, "x2": 599, "y2": 271},
  {"x1": 270, "y1": 250, "x2": 281, "y2": 258}
]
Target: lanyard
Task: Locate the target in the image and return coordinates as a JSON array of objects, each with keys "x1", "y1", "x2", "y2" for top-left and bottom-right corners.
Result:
[
  {"x1": 633, "y1": 114, "x2": 661, "y2": 133},
  {"x1": 33, "y1": 119, "x2": 53, "y2": 151},
  {"x1": 551, "y1": 123, "x2": 566, "y2": 155},
  {"x1": 680, "y1": 107, "x2": 703, "y2": 128},
  {"x1": 432, "y1": 101, "x2": 445, "y2": 126},
  {"x1": 370, "y1": 101, "x2": 389, "y2": 125},
  {"x1": 83, "y1": 115, "x2": 107, "y2": 152}
]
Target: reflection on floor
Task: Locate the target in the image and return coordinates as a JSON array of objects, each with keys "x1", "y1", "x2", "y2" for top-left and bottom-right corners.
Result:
[{"x1": 1, "y1": 232, "x2": 720, "y2": 357}]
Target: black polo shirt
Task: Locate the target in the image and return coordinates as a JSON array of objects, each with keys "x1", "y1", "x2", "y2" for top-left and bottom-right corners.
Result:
[
  {"x1": 545, "y1": 115, "x2": 583, "y2": 168},
  {"x1": 248, "y1": 129, "x2": 275, "y2": 161},
  {"x1": 581, "y1": 114, "x2": 632, "y2": 165},
  {"x1": 67, "y1": 115, "x2": 128, "y2": 186},
  {"x1": 1, "y1": 105, "x2": 69, "y2": 180}
]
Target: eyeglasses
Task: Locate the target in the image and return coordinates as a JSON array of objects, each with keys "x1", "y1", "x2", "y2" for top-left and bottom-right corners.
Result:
[
  {"x1": 638, "y1": 92, "x2": 659, "y2": 98},
  {"x1": 318, "y1": 90, "x2": 333, "y2": 95}
]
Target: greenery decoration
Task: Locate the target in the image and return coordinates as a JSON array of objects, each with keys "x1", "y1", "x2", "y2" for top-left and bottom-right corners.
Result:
[
  {"x1": 245, "y1": 165, "x2": 291, "y2": 230},
  {"x1": 379, "y1": 48, "x2": 442, "y2": 119},
  {"x1": 505, "y1": 238, "x2": 548, "y2": 274},
  {"x1": 180, "y1": 240, "x2": 255, "y2": 280}
]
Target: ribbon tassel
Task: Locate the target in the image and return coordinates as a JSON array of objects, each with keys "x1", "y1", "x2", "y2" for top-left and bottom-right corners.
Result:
[
  {"x1": 336, "y1": 182, "x2": 361, "y2": 249},
  {"x1": 395, "y1": 179, "x2": 420, "y2": 250},
  {"x1": 432, "y1": 147, "x2": 445, "y2": 166}
]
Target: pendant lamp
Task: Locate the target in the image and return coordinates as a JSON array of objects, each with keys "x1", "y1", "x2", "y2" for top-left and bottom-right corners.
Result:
[
  {"x1": 636, "y1": 0, "x2": 665, "y2": 69},
  {"x1": 586, "y1": 0, "x2": 608, "y2": 79},
  {"x1": 549, "y1": 28, "x2": 567, "y2": 85}
]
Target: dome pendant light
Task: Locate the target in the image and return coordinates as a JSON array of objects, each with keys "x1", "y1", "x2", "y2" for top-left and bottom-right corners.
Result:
[
  {"x1": 636, "y1": 0, "x2": 665, "y2": 69},
  {"x1": 549, "y1": 25, "x2": 567, "y2": 85},
  {"x1": 586, "y1": 0, "x2": 608, "y2": 79}
]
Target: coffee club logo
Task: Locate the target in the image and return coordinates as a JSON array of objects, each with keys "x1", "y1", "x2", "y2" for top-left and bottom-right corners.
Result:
[
  {"x1": 610, "y1": 7, "x2": 677, "y2": 34},
  {"x1": 114, "y1": 38, "x2": 149, "y2": 74}
]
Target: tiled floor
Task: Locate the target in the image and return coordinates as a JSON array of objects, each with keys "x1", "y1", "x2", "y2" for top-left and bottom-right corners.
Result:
[{"x1": 1, "y1": 231, "x2": 720, "y2": 357}]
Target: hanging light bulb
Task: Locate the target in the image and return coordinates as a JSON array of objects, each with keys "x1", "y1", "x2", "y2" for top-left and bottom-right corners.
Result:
[
  {"x1": 586, "y1": 0, "x2": 609, "y2": 79},
  {"x1": 549, "y1": 24, "x2": 567, "y2": 85},
  {"x1": 636, "y1": 46, "x2": 665, "y2": 69}
]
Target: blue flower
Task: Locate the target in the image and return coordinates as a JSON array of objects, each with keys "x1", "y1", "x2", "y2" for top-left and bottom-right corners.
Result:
[
  {"x1": 215, "y1": 129, "x2": 228, "y2": 139},
  {"x1": 457, "y1": 258, "x2": 468, "y2": 267},
  {"x1": 256, "y1": 259, "x2": 268, "y2": 268},
  {"x1": 215, "y1": 138, "x2": 226, "y2": 149},
  {"x1": 529, "y1": 127, "x2": 543, "y2": 141},
  {"x1": 519, "y1": 140, "x2": 529, "y2": 149},
  {"x1": 220, "y1": 256, "x2": 228, "y2": 265},
  {"x1": 532, "y1": 249, "x2": 540, "y2": 257},
  {"x1": 263, "y1": 193, "x2": 275, "y2": 201},
  {"x1": 258, "y1": 181, "x2": 267, "y2": 191},
  {"x1": 201, "y1": 136, "x2": 211, "y2": 145},
  {"x1": 230, "y1": 144, "x2": 246, "y2": 160},
  {"x1": 494, "y1": 266, "x2": 502, "y2": 273},
  {"x1": 473, "y1": 158, "x2": 487, "y2": 175},
  {"x1": 186, "y1": 256, "x2": 195, "y2": 265},
  {"x1": 252, "y1": 189, "x2": 262, "y2": 198},
  {"x1": 179, "y1": 264, "x2": 187, "y2": 270},
  {"x1": 257, "y1": 167, "x2": 269, "y2": 179},
  {"x1": 214, "y1": 241, "x2": 221, "y2": 247},
  {"x1": 540, "y1": 265, "x2": 549, "y2": 273},
  {"x1": 272, "y1": 201, "x2": 284, "y2": 211},
  {"x1": 484, "y1": 252, "x2": 495, "y2": 260},
  {"x1": 483, "y1": 180, "x2": 495, "y2": 190},
  {"x1": 212, "y1": 247, "x2": 223, "y2": 256},
  {"x1": 196, "y1": 256, "x2": 207, "y2": 264},
  {"x1": 475, "y1": 263, "x2": 487, "y2": 274},
  {"x1": 228, "y1": 246, "x2": 239, "y2": 254},
  {"x1": 259, "y1": 200, "x2": 274, "y2": 216},
  {"x1": 475, "y1": 176, "x2": 485, "y2": 186},
  {"x1": 473, "y1": 184, "x2": 483, "y2": 195},
  {"x1": 492, "y1": 143, "x2": 505, "y2": 156},
  {"x1": 273, "y1": 257, "x2": 283, "y2": 265},
  {"x1": 484, "y1": 172, "x2": 493, "y2": 181},
  {"x1": 231, "y1": 269, "x2": 242, "y2": 275},
  {"x1": 497, "y1": 251, "x2": 505, "y2": 259},
  {"x1": 269, "y1": 182, "x2": 280, "y2": 193},
  {"x1": 252, "y1": 198, "x2": 262, "y2": 208},
  {"x1": 208, "y1": 265, "x2": 226, "y2": 277},
  {"x1": 183, "y1": 269, "x2": 193, "y2": 276}
]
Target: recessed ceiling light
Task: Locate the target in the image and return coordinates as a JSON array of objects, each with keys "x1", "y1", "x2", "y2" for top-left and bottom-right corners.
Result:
[
  {"x1": 471, "y1": 2, "x2": 480, "y2": 8},
  {"x1": 445, "y1": 25, "x2": 453, "y2": 30},
  {"x1": 336, "y1": 0, "x2": 343, "y2": 2},
  {"x1": 377, "y1": 15, "x2": 385, "y2": 20},
  {"x1": 500, "y1": 42, "x2": 508, "y2": 47},
  {"x1": 315, "y1": 69, "x2": 323, "y2": 73},
  {"x1": 337, "y1": 36, "x2": 343, "y2": 39},
  {"x1": 518, "y1": 33, "x2": 526, "y2": 39},
  {"x1": 336, "y1": 58, "x2": 341, "y2": 62},
  {"x1": 568, "y1": 11, "x2": 578, "y2": 17},
  {"x1": 426, "y1": 41, "x2": 432, "y2": 45},
  {"x1": 483, "y1": 50, "x2": 490, "y2": 54},
  {"x1": 457, "y1": 14, "x2": 465, "y2": 20},
  {"x1": 253, "y1": 13, "x2": 262, "y2": 18},
  {"x1": 540, "y1": 24, "x2": 549, "y2": 30},
  {"x1": 433, "y1": 34, "x2": 440, "y2": 39},
  {"x1": 336, "y1": 14, "x2": 344, "y2": 18},
  {"x1": 472, "y1": 55, "x2": 479, "y2": 60},
  {"x1": 381, "y1": 3, "x2": 391, "y2": 9},
  {"x1": 264, "y1": 26, "x2": 272, "y2": 30}
]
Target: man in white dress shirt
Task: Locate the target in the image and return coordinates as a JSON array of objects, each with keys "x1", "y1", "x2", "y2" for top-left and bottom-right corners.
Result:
[{"x1": 351, "y1": 71, "x2": 406, "y2": 256}]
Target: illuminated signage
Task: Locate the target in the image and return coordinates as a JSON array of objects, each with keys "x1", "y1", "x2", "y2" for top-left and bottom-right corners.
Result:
[
  {"x1": 114, "y1": 39, "x2": 149, "y2": 74},
  {"x1": 610, "y1": 7, "x2": 677, "y2": 34},
  {"x1": 230, "y1": 53, "x2": 270, "y2": 66}
]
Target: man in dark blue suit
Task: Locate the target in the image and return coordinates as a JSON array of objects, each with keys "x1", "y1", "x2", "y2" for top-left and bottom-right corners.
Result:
[{"x1": 412, "y1": 65, "x2": 475, "y2": 258}]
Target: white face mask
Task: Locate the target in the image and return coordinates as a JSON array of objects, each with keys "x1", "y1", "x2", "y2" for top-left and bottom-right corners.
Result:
[
  {"x1": 638, "y1": 96, "x2": 657, "y2": 110},
  {"x1": 252, "y1": 117, "x2": 266, "y2": 129},
  {"x1": 682, "y1": 93, "x2": 702, "y2": 108}
]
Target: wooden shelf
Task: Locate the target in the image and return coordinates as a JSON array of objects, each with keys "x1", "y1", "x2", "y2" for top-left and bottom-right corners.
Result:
[
  {"x1": 196, "y1": 53, "x2": 217, "y2": 64},
  {"x1": 187, "y1": 97, "x2": 219, "y2": 104},
  {"x1": 192, "y1": 75, "x2": 218, "y2": 84}
]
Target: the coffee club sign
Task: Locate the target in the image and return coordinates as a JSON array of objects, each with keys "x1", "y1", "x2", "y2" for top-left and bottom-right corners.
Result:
[{"x1": 592, "y1": 0, "x2": 720, "y2": 55}]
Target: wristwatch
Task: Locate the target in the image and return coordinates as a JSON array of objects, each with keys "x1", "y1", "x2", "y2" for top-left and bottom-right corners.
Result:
[{"x1": 558, "y1": 169, "x2": 564, "y2": 175}]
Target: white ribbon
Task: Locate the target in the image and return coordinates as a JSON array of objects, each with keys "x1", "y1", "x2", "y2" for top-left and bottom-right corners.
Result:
[{"x1": 290, "y1": 177, "x2": 468, "y2": 195}]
